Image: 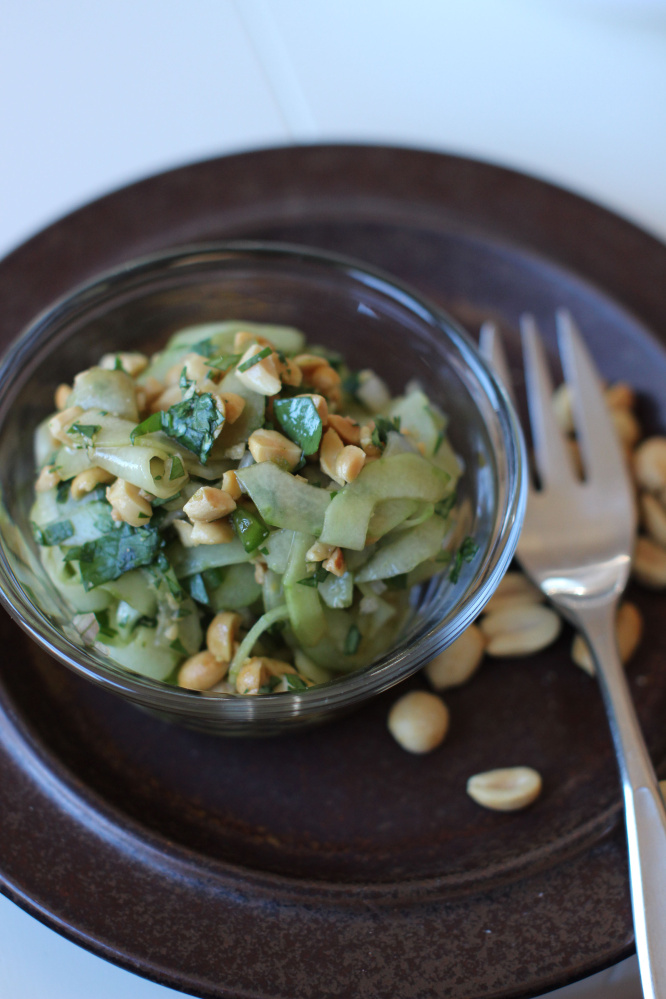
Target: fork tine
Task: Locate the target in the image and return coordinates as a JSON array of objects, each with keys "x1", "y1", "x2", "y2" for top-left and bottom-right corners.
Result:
[
  {"x1": 520, "y1": 314, "x2": 576, "y2": 488},
  {"x1": 479, "y1": 321, "x2": 517, "y2": 407},
  {"x1": 556, "y1": 309, "x2": 632, "y2": 500}
]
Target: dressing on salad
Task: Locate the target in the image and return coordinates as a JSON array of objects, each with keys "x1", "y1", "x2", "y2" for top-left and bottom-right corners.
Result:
[{"x1": 30, "y1": 321, "x2": 475, "y2": 694}]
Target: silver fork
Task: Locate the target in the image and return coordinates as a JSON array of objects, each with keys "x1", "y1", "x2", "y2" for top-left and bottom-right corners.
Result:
[{"x1": 480, "y1": 311, "x2": 666, "y2": 999}]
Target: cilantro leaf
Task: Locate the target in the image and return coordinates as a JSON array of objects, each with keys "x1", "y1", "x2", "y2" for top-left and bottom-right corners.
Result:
[
  {"x1": 297, "y1": 564, "x2": 329, "y2": 587},
  {"x1": 371, "y1": 416, "x2": 401, "y2": 451},
  {"x1": 273, "y1": 396, "x2": 322, "y2": 455},
  {"x1": 64, "y1": 522, "x2": 164, "y2": 590},
  {"x1": 237, "y1": 346, "x2": 271, "y2": 372},
  {"x1": 67, "y1": 423, "x2": 101, "y2": 442}
]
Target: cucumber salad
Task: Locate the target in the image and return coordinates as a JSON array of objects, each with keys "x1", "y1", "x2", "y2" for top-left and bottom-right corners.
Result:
[{"x1": 30, "y1": 321, "x2": 475, "y2": 695}]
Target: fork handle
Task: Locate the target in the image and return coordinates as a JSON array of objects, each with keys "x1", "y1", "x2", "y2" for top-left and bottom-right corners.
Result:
[{"x1": 581, "y1": 601, "x2": 666, "y2": 999}]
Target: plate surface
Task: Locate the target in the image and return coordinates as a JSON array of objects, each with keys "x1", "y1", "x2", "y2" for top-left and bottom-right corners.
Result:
[{"x1": 2, "y1": 145, "x2": 666, "y2": 999}]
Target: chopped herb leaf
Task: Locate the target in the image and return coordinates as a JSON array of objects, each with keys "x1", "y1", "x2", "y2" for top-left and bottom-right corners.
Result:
[
  {"x1": 238, "y1": 346, "x2": 271, "y2": 372},
  {"x1": 258, "y1": 546, "x2": 269, "y2": 556},
  {"x1": 170, "y1": 454, "x2": 185, "y2": 480},
  {"x1": 283, "y1": 674, "x2": 308, "y2": 691},
  {"x1": 371, "y1": 416, "x2": 401, "y2": 451},
  {"x1": 273, "y1": 396, "x2": 323, "y2": 455},
  {"x1": 202, "y1": 566, "x2": 227, "y2": 590},
  {"x1": 435, "y1": 493, "x2": 457, "y2": 519},
  {"x1": 94, "y1": 609, "x2": 117, "y2": 638},
  {"x1": 206, "y1": 352, "x2": 241, "y2": 371},
  {"x1": 169, "y1": 638, "x2": 189, "y2": 656},
  {"x1": 151, "y1": 490, "x2": 181, "y2": 508},
  {"x1": 186, "y1": 572, "x2": 211, "y2": 605},
  {"x1": 342, "y1": 371, "x2": 362, "y2": 398},
  {"x1": 385, "y1": 573, "x2": 408, "y2": 590},
  {"x1": 67, "y1": 423, "x2": 101, "y2": 442},
  {"x1": 344, "y1": 623, "x2": 362, "y2": 655},
  {"x1": 64, "y1": 522, "x2": 164, "y2": 590},
  {"x1": 55, "y1": 479, "x2": 71, "y2": 504},
  {"x1": 113, "y1": 356, "x2": 124, "y2": 371},
  {"x1": 190, "y1": 338, "x2": 215, "y2": 357},
  {"x1": 329, "y1": 490, "x2": 339, "y2": 499},
  {"x1": 434, "y1": 430, "x2": 444, "y2": 454},
  {"x1": 449, "y1": 536, "x2": 479, "y2": 584},
  {"x1": 131, "y1": 393, "x2": 225, "y2": 464},
  {"x1": 297, "y1": 564, "x2": 329, "y2": 587},
  {"x1": 32, "y1": 519, "x2": 74, "y2": 546}
]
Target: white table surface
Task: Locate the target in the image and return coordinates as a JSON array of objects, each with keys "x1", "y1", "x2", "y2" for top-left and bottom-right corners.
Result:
[{"x1": 1, "y1": 1, "x2": 665, "y2": 996}]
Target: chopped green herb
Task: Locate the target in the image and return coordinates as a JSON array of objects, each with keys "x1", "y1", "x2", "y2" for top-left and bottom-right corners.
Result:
[
  {"x1": 67, "y1": 423, "x2": 101, "y2": 442},
  {"x1": 190, "y1": 338, "x2": 215, "y2": 357},
  {"x1": 371, "y1": 416, "x2": 401, "y2": 451},
  {"x1": 283, "y1": 674, "x2": 308, "y2": 691},
  {"x1": 344, "y1": 623, "x2": 362, "y2": 655},
  {"x1": 169, "y1": 455, "x2": 185, "y2": 481},
  {"x1": 150, "y1": 490, "x2": 181, "y2": 508},
  {"x1": 113, "y1": 356, "x2": 124, "y2": 372},
  {"x1": 169, "y1": 638, "x2": 189, "y2": 656},
  {"x1": 206, "y1": 352, "x2": 241, "y2": 371},
  {"x1": 237, "y1": 346, "x2": 271, "y2": 372},
  {"x1": 94, "y1": 609, "x2": 117, "y2": 638},
  {"x1": 434, "y1": 430, "x2": 444, "y2": 454},
  {"x1": 32, "y1": 519, "x2": 74, "y2": 546},
  {"x1": 230, "y1": 507, "x2": 269, "y2": 553},
  {"x1": 435, "y1": 492, "x2": 457, "y2": 519},
  {"x1": 55, "y1": 479, "x2": 71, "y2": 504},
  {"x1": 64, "y1": 523, "x2": 164, "y2": 590},
  {"x1": 186, "y1": 573, "x2": 210, "y2": 605},
  {"x1": 131, "y1": 393, "x2": 225, "y2": 464},
  {"x1": 384, "y1": 573, "x2": 408, "y2": 590},
  {"x1": 258, "y1": 547, "x2": 269, "y2": 556},
  {"x1": 273, "y1": 396, "x2": 323, "y2": 455},
  {"x1": 449, "y1": 536, "x2": 479, "y2": 584},
  {"x1": 297, "y1": 565, "x2": 329, "y2": 587},
  {"x1": 202, "y1": 566, "x2": 227, "y2": 590},
  {"x1": 342, "y1": 371, "x2": 362, "y2": 398}
]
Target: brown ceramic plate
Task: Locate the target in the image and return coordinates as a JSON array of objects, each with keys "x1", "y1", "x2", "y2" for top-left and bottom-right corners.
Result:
[{"x1": 1, "y1": 145, "x2": 666, "y2": 999}]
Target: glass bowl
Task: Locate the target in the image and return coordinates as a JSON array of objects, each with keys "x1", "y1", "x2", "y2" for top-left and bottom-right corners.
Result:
[{"x1": 0, "y1": 242, "x2": 526, "y2": 736}]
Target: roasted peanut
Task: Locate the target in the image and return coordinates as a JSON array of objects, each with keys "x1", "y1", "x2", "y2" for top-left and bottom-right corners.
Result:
[
  {"x1": 248, "y1": 428, "x2": 302, "y2": 470},
  {"x1": 99, "y1": 352, "x2": 149, "y2": 377},
  {"x1": 235, "y1": 656, "x2": 297, "y2": 695},
  {"x1": 206, "y1": 612, "x2": 242, "y2": 663},
  {"x1": 424, "y1": 624, "x2": 486, "y2": 690},
  {"x1": 190, "y1": 520, "x2": 235, "y2": 545},
  {"x1": 632, "y1": 536, "x2": 666, "y2": 589},
  {"x1": 335, "y1": 445, "x2": 366, "y2": 483},
  {"x1": 322, "y1": 547, "x2": 346, "y2": 577},
  {"x1": 483, "y1": 571, "x2": 543, "y2": 616},
  {"x1": 387, "y1": 690, "x2": 450, "y2": 754},
  {"x1": 327, "y1": 413, "x2": 361, "y2": 445},
  {"x1": 70, "y1": 466, "x2": 115, "y2": 500},
  {"x1": 319, "y1": 427, "x2": 344, "y2": 483},
  {"x1": 305, "y1": 541, "x2": 336, "y2": 562},
  {"x1": 48, "y1": 405, "x2": 84, "y2": 444},
  {"x1": 178, "y1": 651, "x2": 228, "y2": 691},
  {"x1": 467, "y1": 767, "x2": 542, "y2": 811},
  {"x1": 54, "y1": 384, "x2": 72, "y2": 410},
  {"x1": 106, "y1": 478, "x2": 152, "y2": 527},
  {"x1": 35, "y1": 465, "x2": 61, "y2": 492},
  {"x1": 571, "y1": 602, "x2": 643, "y2": 676},
  {"x1": 634, "y1": 437, "x2": 666, "y2": 494},
  {"x1": 221, "y1": 470, "x2": 242, "y2": 501},
  {"x1": 640, "y1": 493, "x2": 666, "y2": 548},
  {"x1": 184, "y1": 486, "x2": 236, "y2": 523},
  {"x1": 235, "y1": 345, "x2": 282, "y2": 395},
  {"x1": 481, "y1": 604, "x2": 561, "y2": 657}
]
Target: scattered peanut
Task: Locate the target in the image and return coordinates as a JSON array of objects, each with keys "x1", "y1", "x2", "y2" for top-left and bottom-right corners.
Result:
[
  {"x1": 183, "y1": 486, "x2": 236, "y2": 523},
  {"x1": 632, "y1": 536, "x2": 666, "y2": 589},
  {"x1": 178, "y1": 651, "x2": 228, "y2": 691},
  {"x1": 235, "y1": 656, "x2": 297, "y2": 695},
  {"x1": 387, "y1": 690, "x2": 450, "y2": 754},
  {"x1": 611, "y1": 407, "x2": 642, "y2": 449},
  {"x1": 424, "y1": 624, "x2": 486, "y2": 690},
  {"x1": 571, "y1": 602, "x2": 643, "y2": 676},
  {"x1": 335, "y1": 445, "x2": 366, "y2": 483},
  {"x1": 467, "y1": 767, "x2": 542, "y2": 811},
  {"x1": 480, "y1": 604, "x2": 561, "y2": 657},
  {"x1": 54, "y1": 384, "x2": 72, "y2": 410},
  {"x1": 221, "y1": 470, "x2": 242, "y2": 501},
  {"x1": 165, "y1": 352, "x2": 211, "y2": 385},
  {"x1": 248, "y1": 427, "x2": 302, "y2": 470},
  {"x1": 305, "y1": 541, "x2": 336, "y2": 562},
  {"x1": 483, "y1": 570, "x2": 543, "y2": 616},
  {"x1": 634, "y1": 437, "x2": 666, "y2": 494},
  {"x1": 319, "y1": 427, "x2": 344, "y2": 484},
  {"x1": 640, "y1": 493, "x2": 666, "y2": 548},
  {"x1": 327, "y1": 413, "x2": 361, "y2": 445},
  {"x1": 322, "y1": 547, "x2": 346, "y2": 577},
  {"x1": 106, "y1": 478, "x2": 152, "y2": 527},
  {"x1": 235, "y1": 344, "x2": 282, "y2": 395},
  {"x1": 70, "y1": 466, "x2": 115, "y2": 500},
  {"x1": 48, "y1": 405, "x2": 84, "y2": 444}
]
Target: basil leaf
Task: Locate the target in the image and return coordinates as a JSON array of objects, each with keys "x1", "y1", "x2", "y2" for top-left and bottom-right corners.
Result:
[
  {"x1": 64, "y1": 522, "x2": 164, "y2": 590},
  {"x1": 206, "y1": 352, "x2": 241, "y2": 371},
  {"x1": 131, "y1": 394, "x2": 225, "y2": 464},
  {"x1": 169, "y1": 455, "x2": 184, "y2": 480},
  {"x1": 297, "y1": 564, "x2": 329, "y2": 587},
  {"x1": 32, "y1": 519, "x2": 74, "y2": 546},
  {"x1": 130, "y1": 411, "x2": 163, "y2": 443},
  {"x1": 283, "y1": 674, "x2": 308, "y2": 691},
  {"x1": 449, "y1": 535, "x2": 479, "y2": 584},
  {"x1": 273, "y1": 397, "x2": 323, "y2": 455},
  {"x1": 186, "y1": 572, "x2": 210, "y2": 606},
  {"x1": 344, "y1": 623, "x2": 362, "y2": 655}
]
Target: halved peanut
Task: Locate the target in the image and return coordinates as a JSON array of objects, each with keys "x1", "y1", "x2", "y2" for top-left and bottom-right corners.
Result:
[
  {"x1": 633, "y1": 535, "x2": 666, "y2": 588},
  {"x1": 319, "y1": 427, "x2": 344, "y2": 483},
  {"x1": 276, "y1": 356, "x2": 303, "y2": 387},
  {"x1": 106, "y1": 478, "x2": 152, "y2": 527},
  {"x1": 164, "y1": 352, "x2": 211, "y2": 386},
  {"x1": 190, "y1": 520, "x2": 234, "y2": 545},
  {"x1": 327, "y1": 413, "x2": 361, "y2": 445},
  {"x1": 35, "y1": 465, "x2": 61, "y2": 492},
  {"x1": 235, "y1": 656, "x2": 297, "y2": 695},
  {"x1": 54, "y1": 384, "x2": 72, "y2": 410},
  {"x1": 248, "y1": 428, "x2": 302, "y2": 470},
  {"x1": 335, "y1": 445, "x2": 366, "y2": 483},
  {"x1": 293, "y1": 353, "x2": 328, "y2": 376},
  {"x1": 571, "y1": 601, "x2": 643, "y2": 676},
  {"x1": 70, "y1": 466, "x2": 115, "y2": 500},
  {"x1": 178, "y1": 651, "x2": 228, "y2": 691},
  {"x1": 206, "y1": 612, "x2": 242, "y2": 663},
  {"x1": 221, "y1": 470, "x2": 242, "y2": 501},
  {"x1": 424, "y1": 623, "x2": 486, "y2": 690},
  {"x1": 640, "y1": 493, "x2": 666, "y2": 548},
  {"x1": 605, "y1": 382, "x2": 635, "y2": 411},
  {"x1": 150, "y1": 384, "x2": 182, "y2": 412},
  {"x1": 184, "y1": 486, "x2": 236, "y2": 523},
  {"x1": 305, "y1": 541, "x2": 336, "y2": 562},
  {"x1": 480, "y1": 604, "x2": 561, "y2": 657},
  {"x1": 634, "y1": 437, "x2": 666, "y2": 493},
  {"x1": 322, "y1": 547, "x2": 346, "y2": 577},
  {"x1": 212, "y1": 392, "x2": 245, "y2": 424},
  {"x1": 467, "y1": 767, "x2": 542, "y2": 811},
  {"x1": 387, "y1": 690, "x2": 450, "y2": 754},
  {"x1": 48, "y1": 405, "x2": 84, "y2": 444},
  {"x1": 235, "y1": 345, "x2": 281, "y2": 395},
  {"x1": 483, "y1": 571, "x2": 543, "y2": 616},
  {"x1": 99, "y1": 351, "x2": 149, "y2": 377}
]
